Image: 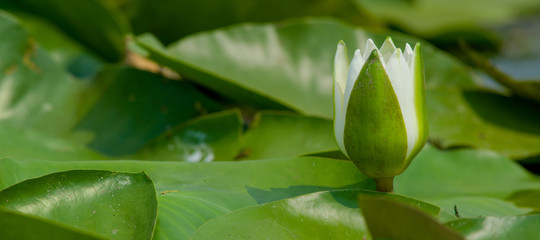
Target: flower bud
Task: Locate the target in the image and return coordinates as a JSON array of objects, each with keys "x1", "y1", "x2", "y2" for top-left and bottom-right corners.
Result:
[{"x1": 333, "y1": 37, "x2": 428, "y2": 182}]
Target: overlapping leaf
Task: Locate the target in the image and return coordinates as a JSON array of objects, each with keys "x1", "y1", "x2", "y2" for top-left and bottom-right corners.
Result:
[
  {"x1": 75, "y1": 67, "x2": 222, "y2": 156},
  {"x1": 238, "y1": 111, "x2": 336, "y2": 160},
  {"x1": 1, "y1": 145, "x2": 538, "y2": 238},
  {"x1": 0, "y1": 170, "x2": 158, "y2": 239},
  {"x1": 135, "y1": 18, "x2": 540, "y2": 159},
  {"x1": 0, "y1": 12, "x2": 223, "y2": 158},
  {"x1": 0, "y1": 206, "x2": 104, "y2": 240},
  {"x1": 0, "y1": 0, "x2": 129, "y2": 61},
  {"x1": 192, "y1": 190, "x2": 454, "y2": 239},
  {"x1": 133, "y1": 109, "x2": 243, "y2": 162},
  {"x1": 113, "y1": 0, "x2": 373, "y2": 44}
]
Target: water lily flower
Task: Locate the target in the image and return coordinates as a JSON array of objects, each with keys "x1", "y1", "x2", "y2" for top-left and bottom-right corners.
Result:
[{"x1": 333, "y1": 37, "x2": 428, "y2": 192}]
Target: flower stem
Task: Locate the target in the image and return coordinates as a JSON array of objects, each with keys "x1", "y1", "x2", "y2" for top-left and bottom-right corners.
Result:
[{"x1": 374, "y1": 177, "x2": 394, "y2": 193}]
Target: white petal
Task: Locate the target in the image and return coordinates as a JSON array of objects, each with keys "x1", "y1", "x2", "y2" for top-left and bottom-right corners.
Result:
[
  {"x1": 333, "y1": 41, "x2": 349, "y2": 156},
  {"x1": 404, "y1": 43, "x2": 414, "y2": 70},
  {"x1": 385, "y1": 48, "x2": 419, "y2": 159},
  {"x1": 362, "y1": 39, "x2": 379, "y2": 62},
  {"x1": 334, "y1": 41, "x2": 348, "y2": 97},
  {"x1": 343, "y1": 49, "x2": 364, "y2": 112},
  {"x1": 380, "y1": 37, "x2": 397, "y2": 63}
]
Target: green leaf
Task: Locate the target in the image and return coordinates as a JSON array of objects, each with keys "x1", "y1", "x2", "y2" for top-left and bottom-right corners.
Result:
[
  {"x1": 0, "y1": 13, "x2": 223, "y2": 158},
  {"x1": 191, "y1": 190, "x2": 451, "y2": 240},
  {"x1": 133, "y1": 109, "x2": 243, "y2": 162},
  {"x1": 395, "y1": 145, "x2": 540, "y2": 200},
  {"x1": 239, "y1": 111, "x2": 337, "y2": 160},
  {"x1": 136, "y1": 18, "x2": 540, "y2": 158},
  {"x1": 352, "y1": 0, "x2": 540, "y2": 36},
  {"x1": 1, "y1": 0, "x2": 130, "y2": 61},
  {"x1": 358, "y1": 195, "x2": 464, "y2": 240},
  {"x1": 1, "y1": 146, "x2": 537, "y2": 238},
  {"x1": 0, "y1": 170, "x2": 157, "y2": 239},
  {"x1": 430, "y1": 196, "x2": 530, "y2": 218},
  {"x1": 0, "y1": 12, "x2": 90, "y2": 136},
  {"x1": 75, "y1": 67, "x2": 222, "y2": 156},
  {"x1": 116, "y1": 0, "x2": 374, "y2": 44},
  {"x1": 429, "y1": 89, "x2": 540, "y2": 159},
  {"x1": 507, "y1": 190, "x2": 540, "y2": 213},
  {"x1": 5, "y1": 11, "x2": 102, "y2": 78},
  {"x1": 446, "y1": 215, "x2": 540, "y2": 240},
  {"x1": 0, "y1": 125, "x2": 107, "y2": 161},
  {"x1": 0, "y1": 206, "x2": 104, "y2": 240},
  {"x1": 0, "y1": 157, "x2": 371, "y2": 239},
  {"x1": 153, "y1": 190, "x2": 251, "y2": 239}
]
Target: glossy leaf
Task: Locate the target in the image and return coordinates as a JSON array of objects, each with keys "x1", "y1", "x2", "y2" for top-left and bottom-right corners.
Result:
[
  {"x1": 359, "y1": 195, "x2": 464, "y2": 240},
  {"x1": 429, "y1": 89, "x2": 540, "y2": 159},
  {"x1": 447, "y1": 215, "x2": 540, "y2": 240},
  {"x1": 0, "y1": 170, "x2": 157, "y2": 239},
  {"x1": 395, "y1": 145, "x2": 540, "y2": 200},
  {"x1": 430, "y1": 196, "x2": 530, "y2": 218},
  {"x1": 1, "y1": 0, "x2": 129, "y2": 61},
  {"x1": 136, "y1": 18, "x2": 540, "y2": 158},
  {"x1": 192, "y1": 190, "x2": 453, "y2": 239},
  {"x1": 133, "y1": 109, "x2": 243, "y2": 162},
  {"x1": 0, "y1": 157, "x2": 371, "y2": 239},
  {"x1": 238, "y1": 111, "x2": 336, "y2": 160},
  {"x1": 0, "y1": 206, "x2": 104, "y2": 240},
  {"x1": 75, "y1": 67, "x2": 222, "y2": 156},
  {"x1": 0, "y1": 125, "x2": 107, "y2": 161},
  {"x1": 2, "y1": 145, "x2": 539, "y2": 238},
  {"x1": 0, "y1": 14, "x2": 223, "y2": 157}
]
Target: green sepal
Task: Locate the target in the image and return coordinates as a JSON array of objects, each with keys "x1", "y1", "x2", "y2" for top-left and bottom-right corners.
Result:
[{"x1": 343, "y1": 49, "x2": 408, "y2": 178}]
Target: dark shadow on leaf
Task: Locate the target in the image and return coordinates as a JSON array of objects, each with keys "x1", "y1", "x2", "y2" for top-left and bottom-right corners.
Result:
[
  {"x1": 328, "y1": 190, "x2": 364, "y2": 209},
  {"x1": 517, "y1": 154, "x2": 540, "y2": 174},
  {"x1": 245, "y1": 179, "x2": 374, "y2": 204},
  {"x1": 462, "y1": 90, "x2": 540, "y2": 135}
]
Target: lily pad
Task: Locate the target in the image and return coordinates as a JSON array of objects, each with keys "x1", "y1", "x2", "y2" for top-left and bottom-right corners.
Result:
[
  {"x1": 1, "y1": 145, "x2": 538, "y2": 238},
  {"x1": 1, "y1": 0, "x2": 130, "y2": 61},
  {"x1": 0, "y1": 125, "x2": 107, "y2": 161},
  {"x1": 116, "y1": 0, "x2": 372, "y2": 44},
  {"x1": 359, "y1": 195, "x2": 464, "y2": 240},
  {"x1": 238, "y1": 111, "x2": 336, "y2": 160},
  {"x1": 136, "y1": 18, "x2": 540, "y2": 158},
  {"x1": 0, "y1": 206, "x2": 104, "y2": 240},
  {"x1": 4, "y1": 11, "x2": 102, "y2": 78},
  {"x1": 192, "y1": 190, "x2": 453, "y2": 240},
  {"x1": 0, "y1": 12, "x2": 90, "y2": 136},
  {"x1": 507, "y1": 189, "x2": 540, "y2": 213},
  {"x1": 429, "y1": 196, "x2": 530, "y2": 218},
  {"x1": 0, "y1": 170, "x2": 158, "y2": 239},
  {"x1": 353, "y1": 0, "x2": 540, "y2": 37},
  {"x1": 446, "y1": 215, "x2": 540, "y2": 240},
  {"x1": 75, "y1": 67, "x2": 222, "y2": 156},
  {"x1": 0, "y1": 157, "x2": 371, "y2": 239},
  {"x1": 396, "y1": 145, "x2": 540, "y2": 200},
  {"x1": 133, "y1": 109, "x2": 243, "y2": 162}
]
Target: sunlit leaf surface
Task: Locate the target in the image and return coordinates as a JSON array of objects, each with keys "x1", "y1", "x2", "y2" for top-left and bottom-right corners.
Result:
[
  {"x1": 136, "y1": 18, "x2": 540, "y2": 158},
  {"x1": 0, "y1": 170, "x2": 157, "y2": 239}
]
